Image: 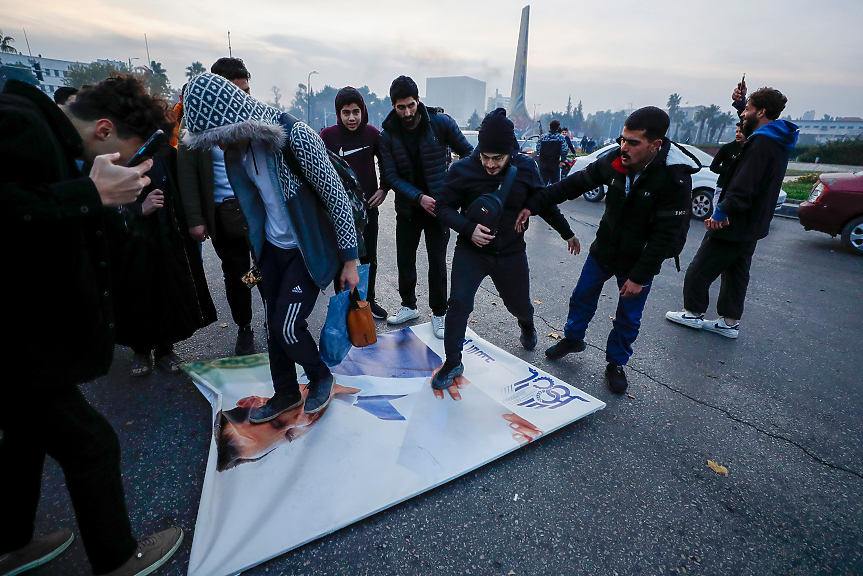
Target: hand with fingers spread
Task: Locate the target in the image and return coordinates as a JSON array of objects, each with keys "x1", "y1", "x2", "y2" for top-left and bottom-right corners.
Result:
[
  {"x1": 89, "y1": 153, "x2": 152, "y2": 207},
  {"x1": 141, "y1": 189, "x2": 164, "y2": 215},
  {"x1": 472, "y1": 224, "x2": 495, "y2": 247},
  {"x1": 566, "y1": 235, "x2": 581, "y2": 255},
  {"x1": 503, "y1": 413, "x2": 543, "y2": 445},
  {"x1": 515, "y1": 208, "x2": 531, "y2": 232},
  {"x1": 432, "y1": 371, "x2": 471, "y2": 401}
]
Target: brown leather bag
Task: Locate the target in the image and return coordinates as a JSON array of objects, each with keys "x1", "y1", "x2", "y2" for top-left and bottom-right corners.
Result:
[{"x1": 346, "y1": 290, "x2": 377, "y2": 347}]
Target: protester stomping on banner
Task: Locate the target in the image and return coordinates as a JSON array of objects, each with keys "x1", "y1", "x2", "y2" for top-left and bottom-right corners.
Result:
[
  {"x1": 0, "y1": 77, "x2": 183, "y2": 576},
  {"x1": 182, "y1": 72, "x2": 359, "y2": 422},
  {"x1": 518, "y1": 107, "x2": 697, "y2": 394},
  {"x1": 537, "y1": 119, "x2": 568, "y2": 185},
  {"x1": 178, "y1": 58, "x2": 260, "y2": 357},
  {"x1": 666, "y1": 87, "x2": 798, "y2": 339},
  {"x1": 320, "y1": 87, "x2": 390, "y2": 320},
  {"x1": 433, "y1": 108, "x2": 578, "y2": 394},
  {"x1": 379, "y1": 75, "x2": 474, "y2": 337}
]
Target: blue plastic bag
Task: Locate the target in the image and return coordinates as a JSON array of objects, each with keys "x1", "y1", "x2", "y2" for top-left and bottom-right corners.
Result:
[{"x1": 319, "y1": 264, "x2": 369, "y2": 367}]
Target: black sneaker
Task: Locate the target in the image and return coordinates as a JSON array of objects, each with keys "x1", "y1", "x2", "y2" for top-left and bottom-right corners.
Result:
[
  {"x1": 234, "y1": 325, "x2": 255, "y2": 356},
  {"x1": 431, "y1": 361, "x2": 464, "y2": 391},
  {"x1": 249, "y1": 390, "x2": 304, "y2": 423},
  {"x1": 545, "y1": 337, "x2": 586, "y2": 360},
  {"x1": 369, "y1": 301, "x2": 388, "y2": 320},
  {"x1": 304, "y1": 375, "x2": 335, "y2": 414},
  {"x1": 519, "y1": 321, "x2": 537, "y2": 350},
  {"x1": 605, "y1": 363, "x2": 628, "y2": 394}
]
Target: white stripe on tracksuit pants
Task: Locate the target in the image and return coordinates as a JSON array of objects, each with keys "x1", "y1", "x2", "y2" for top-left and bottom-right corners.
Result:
[{"x1": 258, "y1": 241, "x2": 331, "y2": 396}]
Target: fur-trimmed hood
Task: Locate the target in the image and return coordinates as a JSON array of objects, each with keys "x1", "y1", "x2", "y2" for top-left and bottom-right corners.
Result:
[{"x1": 181, "y1": 73, "x2": 286, "y2": 150}]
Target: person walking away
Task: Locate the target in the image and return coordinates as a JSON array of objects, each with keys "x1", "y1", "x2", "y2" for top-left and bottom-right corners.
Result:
[
  {"x1": 378, "y1": 75, "x2": 473, "y2": 338},
  {"x1": 666, "y1": 88, "x2": 797, "y2": 339},
  {"x1": 320, "y1": 86, "x2": 390, "y2": 319},
  {"x1": 537, "y1": 119, "x2": 568, "y2": 185},
  {"x1": 433, "y1": 109, "x2": 578, "y2": 393},
  {"x1": 517, "y1": 107, "x2": 696, "y2": 394},
  {"x1": 0, "y1": 76, "x2": 183, "y2": 576}
]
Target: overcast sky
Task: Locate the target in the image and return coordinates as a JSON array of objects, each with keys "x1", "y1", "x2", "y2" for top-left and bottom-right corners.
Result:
[{"x1": 4, "y1": 0, "x2": 862, "y2": 119}]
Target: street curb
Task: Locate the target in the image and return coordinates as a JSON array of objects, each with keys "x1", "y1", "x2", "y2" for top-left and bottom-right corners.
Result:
[{"x1": 775, "y1": 203, "x2": 799, "y2": 219}]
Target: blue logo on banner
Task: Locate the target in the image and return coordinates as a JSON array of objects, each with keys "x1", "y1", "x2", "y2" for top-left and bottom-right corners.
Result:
[{"x1": 502, "y1": 368, "x2": 590, "y2": 409}]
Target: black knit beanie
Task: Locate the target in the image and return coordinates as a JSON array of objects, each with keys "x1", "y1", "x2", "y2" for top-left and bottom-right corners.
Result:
[{"x1": 477, "y1": 108, "x2": 518, "y2": 155}]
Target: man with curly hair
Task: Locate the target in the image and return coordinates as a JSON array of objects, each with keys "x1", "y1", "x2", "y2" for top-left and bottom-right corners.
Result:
[{"x1": 0, "y1": 75, "x2": 183, "y2": 576}]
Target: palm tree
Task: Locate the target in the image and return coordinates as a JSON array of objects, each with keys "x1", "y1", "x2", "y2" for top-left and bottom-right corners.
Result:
[
  {"x1": 185, "y1": 61, "x2": 206, "y2": 80},
  {"x1": 0, "y1": 29, "x2": 17, "y2": 54},
  {"x1": 693, "y1": 107, "x2": 714, "y2": 144},
  {"x1": 667, "y1": 93, "x2": 682, "y2": 138}
]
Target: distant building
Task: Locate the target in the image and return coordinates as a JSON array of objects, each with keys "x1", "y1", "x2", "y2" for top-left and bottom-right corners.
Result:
[
  {"x1": 795, "y1": 117, "x2": 863, "y2": 145},
  {"x1": 425, "y1": 76, "x2": 486, "y2": 128},
  {"x1": 801, "y1": 110, "x2": 816, "y2": 121},
  {"x1": 486, "y1": 88, "x2": 510, "y2": 113},
  {"x1": 0, "y1": 53, "x2": 124, "y2": 97}
]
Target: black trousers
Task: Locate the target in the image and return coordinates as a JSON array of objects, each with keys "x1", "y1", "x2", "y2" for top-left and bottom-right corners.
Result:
[
  {"x1": 395, "y1": 207, "x2": 450, "y2": 316},
  {"x1": 444, "y1": 245, "x2": 534, "y2": 362},
  {"x1": 213, "y1": 208, "x2": 254, "y2": 328},
  {"x1": 0, "y1": 385, "x2": 137, "y2": 575},
  {"x1": 683, "y1": 234, "x2": 758, "y2": 320},
  {"x1": 258, "y1": 242, "x2": 330, "y2": 395},
  {"x1": 539, "y1": 162, "x2": 561, "y2": 185},
  {"x1": 360, "y1": 207, "x2": 380, "y2": 304}
]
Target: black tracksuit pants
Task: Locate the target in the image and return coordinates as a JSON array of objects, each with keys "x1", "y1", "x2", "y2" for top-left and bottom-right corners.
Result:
[
  {"x1": 213, "y1": 208, "x2": 255, "y2": 328},
  {"x1": 258, "y1": 242, "x2": 331, "y2": 396},
  {"x1": 395, "y1": 207, "x2": 450, "y2": 316},
  {"x1": 683, "y1": 234, "x2": 758, "y2": 320},
  {"x1": 444, "y1": 245, "x2": 534, "y2": 363},
  {"x1": 539, "y1": 161, "x2": 561, "y2": 185},
  {"x1": 0, "y1": 386, "x2": 137, "y2": 575},
  {"x1": 360, "y1": 207, "x2": 380, "y2": 304}
]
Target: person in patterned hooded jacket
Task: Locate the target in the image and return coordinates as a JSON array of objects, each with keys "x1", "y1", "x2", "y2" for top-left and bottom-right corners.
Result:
[{"x1": 183, "y1": 73, "x2": 359, "y2": 422}]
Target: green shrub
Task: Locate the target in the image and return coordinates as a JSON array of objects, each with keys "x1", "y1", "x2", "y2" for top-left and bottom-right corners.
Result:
[{"x1": 797, "y1": 139, "x2": 863, "y2": 165}]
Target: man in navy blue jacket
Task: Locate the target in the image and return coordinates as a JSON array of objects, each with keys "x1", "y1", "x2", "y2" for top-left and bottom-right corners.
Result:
[{"x1": 667, "y1": 87, "x2": 798, "y2": 339}]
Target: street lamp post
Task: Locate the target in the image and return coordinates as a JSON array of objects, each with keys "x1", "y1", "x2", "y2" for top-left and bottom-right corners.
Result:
[
  {"x1": 128, "y1": 57, "x2": 139, "y2": 71},
  {"x1": 307, "y1": 70, "x2": 318, "y2": 126}
]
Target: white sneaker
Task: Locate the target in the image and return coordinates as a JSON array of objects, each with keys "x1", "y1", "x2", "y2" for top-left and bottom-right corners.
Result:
[
  {"x1": 702, "y1": 319, "x2": 739, "y2": 339},
  {"x1": 387, "y1": 306, "x2": 420, "y2": 325},
  {"x1": 665, "y1": 310, "x2": 704, "y2": 329},
  {"x1": 432, "y1": 315, "x2": 445, "y2": 339}
]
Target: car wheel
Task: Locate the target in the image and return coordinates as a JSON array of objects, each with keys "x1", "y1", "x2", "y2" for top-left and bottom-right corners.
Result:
[
  {"x1": 840, "y1": 215, "x2": 863, "y2": 254},
  {"x1": 583, "y1": 185, "x2": 605, "y2": 202},
  {"x1": 691, "y1": 189, "x2": 714, "y2": 221}
]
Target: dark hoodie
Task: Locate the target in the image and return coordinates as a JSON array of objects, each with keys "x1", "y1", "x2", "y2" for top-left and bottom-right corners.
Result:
[
  {"x1": 711, "y1": 119, "x2": 798, "y2": 242},
  {"x1": 320, "y1": 87, "x2": 388, "y2": 202}
]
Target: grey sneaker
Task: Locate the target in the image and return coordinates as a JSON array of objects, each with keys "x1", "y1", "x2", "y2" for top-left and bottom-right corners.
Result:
[
  {"x1": 665, "y1": 310, "x2": 704, "y2": 330},
  {"x1": 103, "y1": 527, "x2": 183, "y2": 576},
  {"x1": 431, "y1": 315, "x2": 445, "y2": 339},
  {"x1": 304, "y1": 375, "x2": 335, "y2": 414},
  {"x1": 702, "y1": 319, "x2": 739, "y2": 339},
  {"x1": 431, "y1": 362, "x2": 464, "y2": 391},
  {"x1": 0, "y1": 529, "x2": 73, "y2": 576},
  {"x1": 249, "y1": 390, "x2": 304, "y2": 424},
  {"x1": 386, "y1": 306, "x2": 420, "y2": 325}
]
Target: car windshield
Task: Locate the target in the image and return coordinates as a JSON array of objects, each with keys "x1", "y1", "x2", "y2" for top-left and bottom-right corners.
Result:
[{"x1": 681, "y1": 145, "x2": 715, "y2": 166}]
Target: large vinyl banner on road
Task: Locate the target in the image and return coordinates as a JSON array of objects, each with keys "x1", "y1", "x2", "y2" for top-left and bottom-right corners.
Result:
[{"x1": 182, "y1": 324, "x2": 605, "y2": 575}]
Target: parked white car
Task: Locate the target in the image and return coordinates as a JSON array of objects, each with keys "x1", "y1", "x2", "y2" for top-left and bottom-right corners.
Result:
[{"x1": 572, "y1": 143, "x2": 786, "y2": 220}]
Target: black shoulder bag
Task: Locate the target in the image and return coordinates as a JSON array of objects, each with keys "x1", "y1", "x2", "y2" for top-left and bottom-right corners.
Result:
[{"x1": 463, "y1": 165, "x2": 518, "y2": 236}]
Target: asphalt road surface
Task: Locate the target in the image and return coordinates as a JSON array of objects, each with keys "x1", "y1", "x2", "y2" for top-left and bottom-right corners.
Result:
[{"x1": 27, "y1": 193, "x2": 863, "y2": 575}]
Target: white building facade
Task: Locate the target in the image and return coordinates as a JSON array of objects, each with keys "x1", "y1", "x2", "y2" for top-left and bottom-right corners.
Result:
[{"x1": 425, "y1": 76, "x2": 486, "y2": 128}]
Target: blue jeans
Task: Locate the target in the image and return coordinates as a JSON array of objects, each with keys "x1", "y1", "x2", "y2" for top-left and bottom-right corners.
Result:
[{"x1": 564, "y1": 254, "x2": 652, "y2": 366}]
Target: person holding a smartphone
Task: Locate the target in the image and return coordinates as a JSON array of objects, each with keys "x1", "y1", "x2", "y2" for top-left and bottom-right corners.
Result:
[{"x1": 0, "y1": 75, "x2": 184, "y2": 576}]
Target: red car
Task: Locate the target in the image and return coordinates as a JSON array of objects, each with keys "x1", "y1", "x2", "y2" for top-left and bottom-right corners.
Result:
[{"x1": 798, "y1": 171, "x2": 863, "y2": 254}]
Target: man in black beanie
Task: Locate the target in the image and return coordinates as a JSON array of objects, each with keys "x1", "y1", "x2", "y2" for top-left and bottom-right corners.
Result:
[{"x1": 433, "y1": 109, "x2": 578, "y2": 394}]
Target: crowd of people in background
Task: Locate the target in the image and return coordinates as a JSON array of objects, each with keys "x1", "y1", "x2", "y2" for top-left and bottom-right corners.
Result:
[{"x1": 0, "y1": 54, "x2": 796, "y2": 575}]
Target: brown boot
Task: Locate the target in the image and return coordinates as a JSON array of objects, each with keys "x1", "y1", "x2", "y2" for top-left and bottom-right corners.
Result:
[{"x1": 102, "y1": 527, "x2": 183, "y2": 576}]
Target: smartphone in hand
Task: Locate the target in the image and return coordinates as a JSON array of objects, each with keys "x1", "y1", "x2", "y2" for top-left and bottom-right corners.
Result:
[{"x1": 125, "y1": 130, "x2": 167, "y2": 167}]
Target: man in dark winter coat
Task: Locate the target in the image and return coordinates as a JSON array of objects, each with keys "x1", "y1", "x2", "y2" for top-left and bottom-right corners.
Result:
[
  {"x1": 379, "y1": 75, "x2": 473, "y2": 338},
  {"x1": 320, "y1": 86, "x2": 390, "y2": 319},
  {"x1": 518, "y1": 107, "x2": 697, "y2": 393},
  {"x1": 537, "y1": 119, "x2": 568, "y2": 185},
  {"x1": 667, "y1": 87, "x2": 798, "y2": 339},
  {"x1": 709, "y1": 121, "x2": 746, "y2": 209},
  {"x1": 0, "y1": 77, "x2": 183, "y2": 576},
  {"x1": 432, "y1": 109, "x2": 578, "y2": 393}
]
